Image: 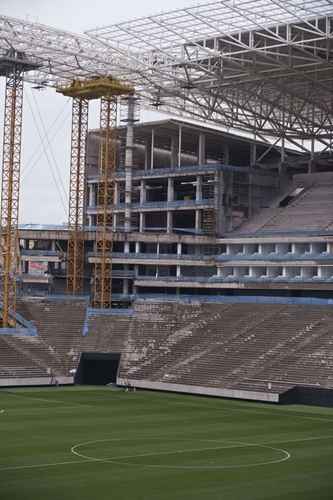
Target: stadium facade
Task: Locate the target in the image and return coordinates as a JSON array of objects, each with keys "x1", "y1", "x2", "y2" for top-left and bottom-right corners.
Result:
[{"x1": 19, "y1": 118, "x2": 333, "y2": 301}]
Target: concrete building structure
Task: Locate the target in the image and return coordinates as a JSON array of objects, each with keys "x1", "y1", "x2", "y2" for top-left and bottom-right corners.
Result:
[{"x1": 17, "y1": 119, "x2": 333, "y2": 302}]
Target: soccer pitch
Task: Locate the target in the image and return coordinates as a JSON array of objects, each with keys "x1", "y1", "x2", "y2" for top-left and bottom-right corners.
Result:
[{"x1": 1, "y1": 387, "x2": 333, "y2": 500}]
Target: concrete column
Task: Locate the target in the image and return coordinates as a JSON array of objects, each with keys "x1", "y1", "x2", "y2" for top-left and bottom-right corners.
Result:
[
  {"x1": 249, "y1": 267, "x2": 259, "y2": 278},
  {"x1": 139, "y1": 213, "x2": 145, "y2": 233},
  {"x1": 233, "y1": 267, "x2": 241, "y2": 278},
  {"x1": 151, "y1": 128, "x2": 155, "y2": 170},
  {"x1": 135, "y1": 241, "x2": 140, "y2": 254},
  {"x1": 113, "y1": 213, "x2": 117, "y2": 231},
  {"x1": 308, "y1": 136, "x2": 316, "y2": 173},
  {"x1": 89, "y1": 184, "x2": 95, "y2": 207},
  {"x1": 144, "y1": 141, "x2": 149, "y2": 170},
  {"x1": 248, "y1": 143, "x2": 256, "y2": 219},
  {"x1": 167, "y1": 211, "x2": 173, "y2": 233},
  {"x1": 195, "y1": 210, "x2": 201, "y2": 233},
  {"x1": 140, "y1": 180, "x2": 146, "y2": 204},
  {"x1": 167, "y1": 178, "x2": 174, "y2": 202},
  {"x1": 178, "y1": 125, "x2": 182, "y2": 168},
  {"x1": 170, "y1": 136, "x2": 177, "y2": 168},
  {"x1": 279, "y1": 134, "x2": 286, "y2": 176},
  {"x1": 196, "y1": 176, "x2": 202, "y2": 201},
  {"x1": 114, "y1": 181, "x2": 119, "y2": 206},
  {"x1": 215, "y1": 170, "x2": 225, "y2": 236},
  {"x1": 124, "y1": 97, "x2": 136, "y2": 233},
  {"x1": 198, "y1": 133, "x2": 206, "y2": 165},
  {"x1": 177, "y1": 242, "x2": 182, "y2": 256},
  {"x1": 51, "y1": 240, "x2": 56, "y2": 252},
  {"x1": 124, "y1": 241, "x2": 130, "y2": 254},
  {"x1": 318, "y1": 266, "x2": 329, "y2": 279},
  {"x1": 123, "y1": 279, "x2": 129, "y2": 295},
  {"x1": 176, "y1": 265, "x2": 181, "y2": 278}
]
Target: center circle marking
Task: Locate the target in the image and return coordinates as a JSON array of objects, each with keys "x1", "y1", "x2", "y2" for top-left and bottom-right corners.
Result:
[{"x1": 71, "y1": 436, "x2": 291, "y2": 470}]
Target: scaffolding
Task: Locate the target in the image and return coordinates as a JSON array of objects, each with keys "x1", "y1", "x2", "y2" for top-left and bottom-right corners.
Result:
[
  {"x1": 57, "y1": 77, "x2": 133, "y2": 304},
  {"x1": 0, "y1": 50, "x2": 39, "y2": 326},
  {"x1": 92, "y1": 97, "x2": 117, "y2": 308},
  {"x1": 66, "y1": 97, "x2": 89, "y2": 294}
]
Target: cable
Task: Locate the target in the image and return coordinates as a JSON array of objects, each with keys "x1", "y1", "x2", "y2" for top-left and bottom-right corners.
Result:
[
  {"x1": 22, "y1": 94, "x2": 71, "y2": 175},
  {"x1": 22, "y1": 105, "x2": 71, "y2": 181},
  {"x1": 25, "y1": 91, "x2": 67, "y2": 215},
  {"x1": 30, "y1": 89, "x2": 68, "y2": 201}
]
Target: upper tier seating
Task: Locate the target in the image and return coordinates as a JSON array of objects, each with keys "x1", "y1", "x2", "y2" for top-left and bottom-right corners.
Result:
[{"x1": 234, "y1": 172, "x2": 333, "y2": 234}]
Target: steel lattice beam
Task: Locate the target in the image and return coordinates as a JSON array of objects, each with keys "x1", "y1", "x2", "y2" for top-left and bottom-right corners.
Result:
[
  {"x1": 67, "y1": 97, "x2": 89, "y2": 295},
  {"x1": 2, "y1": 4, "x2": 333, "y2": 149},
  {"x1": 92, "y1": 98, "x2": 117, "y2": 309},
  {"x1": 0, "y1": 68, "x2": 23, "y2": 326}
]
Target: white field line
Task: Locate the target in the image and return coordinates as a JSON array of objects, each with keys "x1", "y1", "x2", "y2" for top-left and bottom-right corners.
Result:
[
  {"x1": 0, "y1": 459, "x2": 92, "y2": 472},
  {"x1": 3, "y1": 406, "x2": 94, "y2": 414},
  {"x1": 70, "y1": 437, "x2": 290, "y2": 470},
  {"x1": 2, "y1": 433, "x2": 333, "y2": 473},
  {"x1": 0, "y1": 391, "x2": 96, "y2": 408}
]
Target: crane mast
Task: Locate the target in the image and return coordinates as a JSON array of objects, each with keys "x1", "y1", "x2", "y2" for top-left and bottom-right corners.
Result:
[
  {"x1": 57, "y1": 77, "x2": 133, "y2": 305},
  {"x1": 66, "y1": 97, "x2": 89, "y2": 295},
  {"x1": 0, "y1": 50, "x2": 39, "y2": 327}
]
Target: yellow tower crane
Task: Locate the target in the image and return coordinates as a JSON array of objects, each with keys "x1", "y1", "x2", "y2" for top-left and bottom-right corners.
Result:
[
  {"x1": 0, "y1": 49, "x2": 40, "y2": 327},
  {"x1": 57, "y1": 76, "x2": 133, "y2": 306}
]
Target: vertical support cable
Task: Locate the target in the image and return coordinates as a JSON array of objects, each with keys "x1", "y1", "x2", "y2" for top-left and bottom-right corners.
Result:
[
  {"x1": 92, "y1": 97, "x2": 117, "y2": 308},
  {"x1": 67, "y1": 97, "x2": 89, "y2": 295},
  {"x1": 1, "y1": 68, "x2": 24, "y2": 327}
]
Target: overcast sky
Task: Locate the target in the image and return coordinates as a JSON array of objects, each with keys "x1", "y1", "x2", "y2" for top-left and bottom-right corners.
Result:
[{"x1": 0, "y1": 0, "x2": 196, "y2": 224}]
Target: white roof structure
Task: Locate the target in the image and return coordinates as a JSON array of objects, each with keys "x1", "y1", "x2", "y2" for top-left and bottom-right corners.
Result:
[{"x1": 1, "y1": 0, "x2": 333, "y2": 151}]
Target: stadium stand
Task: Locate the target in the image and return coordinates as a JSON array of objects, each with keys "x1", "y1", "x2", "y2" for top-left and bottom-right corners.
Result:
[
  {"x1": 235, "y1": 173, "x2": 333, "y2": 234},
  {"x1": 1, "y1": 297, "x2": 332, "y2": 404}
]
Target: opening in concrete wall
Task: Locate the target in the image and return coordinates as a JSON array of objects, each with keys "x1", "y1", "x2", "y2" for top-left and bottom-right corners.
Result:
[{"x1": 75, "y1": 353, "x2": 121, "y2": 386}]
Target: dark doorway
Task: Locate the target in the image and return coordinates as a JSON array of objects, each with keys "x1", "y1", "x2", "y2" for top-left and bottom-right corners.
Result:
[{"x1": 75, "y1": 353, "x2": 120, "y2": 385}]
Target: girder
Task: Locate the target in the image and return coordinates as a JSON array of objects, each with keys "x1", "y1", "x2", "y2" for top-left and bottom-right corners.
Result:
[
  {"x1": 66, "y1": 97, "x2": 89, "y2": 295},
  {"x1": 1, "y1": 2, "x2": 333, "y2": 147},
  {"x1": 0, "y1": 68, "x2": 23, "y2": 326},
  {"x1": 87, "y1": 0, "x2": 333, "y2": 148},
  {"x1": 92, "y1": 98, "x2": 117, "y2": 309}
]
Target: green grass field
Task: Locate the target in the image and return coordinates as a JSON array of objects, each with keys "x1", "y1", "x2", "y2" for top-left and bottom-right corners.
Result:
[{"x1": 1, "y1": 387, "x2": 333, "y2": 500}]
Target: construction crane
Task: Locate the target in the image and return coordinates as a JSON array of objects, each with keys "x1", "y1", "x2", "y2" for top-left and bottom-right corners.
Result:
[
  {"x1": 0, "y1": 49, "x2": 39, "y2": 327},
  {"x1": 57, "y1": 77, "x2": 133, "y2": 305}
]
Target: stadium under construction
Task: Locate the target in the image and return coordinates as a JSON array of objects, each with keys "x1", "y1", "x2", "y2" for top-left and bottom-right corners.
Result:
[{"x1": 1, "y1": 0, "x2": 333, "y2": 407}]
